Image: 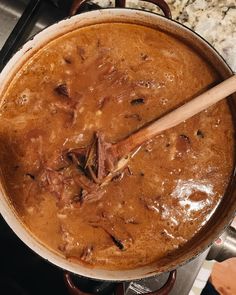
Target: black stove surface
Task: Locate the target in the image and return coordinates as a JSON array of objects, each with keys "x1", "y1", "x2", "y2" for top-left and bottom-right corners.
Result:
[{"x1": 0, "y1": 215, "x2": 69, "y2": 295}]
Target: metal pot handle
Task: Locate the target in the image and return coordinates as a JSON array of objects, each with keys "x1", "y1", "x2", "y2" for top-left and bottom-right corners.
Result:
[
  {"x1": 70, "y1": 0, "x2": 172, "y2": 19},
  {"x1": 207, "y1": 225, "x2": 236, "y2": 262},
  {"x1": 115, "y1": 0, "x2": 172, "y2": 18},
  {"x1": 64, "y1": 270, "x2": 176, "y2": 295},
  {"x1": 64, "y1": 272, "x2": 116, "y2": 295}
]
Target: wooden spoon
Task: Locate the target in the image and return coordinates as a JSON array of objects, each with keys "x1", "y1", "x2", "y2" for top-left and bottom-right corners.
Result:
[{"x1": 100, "y1": 75, "x2": 236, "y2": 184}]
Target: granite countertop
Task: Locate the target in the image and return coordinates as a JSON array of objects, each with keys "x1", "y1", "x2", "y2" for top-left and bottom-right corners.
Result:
[
  {"x1": 166, "y1": 0, "x2": 236, "y2": 72},
  {"x1": 98, "y1": 0, "x2": 236, "y2": 72}
]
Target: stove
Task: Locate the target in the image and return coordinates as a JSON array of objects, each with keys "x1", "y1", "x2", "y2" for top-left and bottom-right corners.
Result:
[{"x1": 0, "y1": 1, "x2": 225, "y2": 294}]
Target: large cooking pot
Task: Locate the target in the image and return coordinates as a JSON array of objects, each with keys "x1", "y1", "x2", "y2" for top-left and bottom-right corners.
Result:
[{"x1": 0, "y1": 0, "x2": 235, "y2": 291}]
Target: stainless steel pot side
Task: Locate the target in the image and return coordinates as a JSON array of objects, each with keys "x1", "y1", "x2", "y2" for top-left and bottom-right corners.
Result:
[{"x1": 0, "y1": 1, "x2": 235, "y2": 282}]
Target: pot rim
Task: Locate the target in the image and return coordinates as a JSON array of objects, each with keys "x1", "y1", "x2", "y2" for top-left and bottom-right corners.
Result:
[{"x1": 0, "y1": 8, "x2": 235, "y2": 282}]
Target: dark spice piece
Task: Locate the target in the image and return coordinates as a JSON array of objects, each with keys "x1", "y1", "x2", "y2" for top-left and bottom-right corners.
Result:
[
  {"x1": 140, "y1": 53, "x2": 149, "y2": 60},
  {"x1": 26, "y1": 173, "x2": 35, "y2": 180},
  {"x1": 130, "y1": 98, "x2": 145, "y2": 105},
  {"x1": 54, "y1": 84, "x2": 69, "y2": 98},
  {"x1": 110, "y1": 234, "x2": 124, "y2": 250},
  {"x1": 197, "y1": 130, "x2": 204, "y2": 138},
  {"x1": 140, "y1": 172, "x2": 145, "y2": 177},
  {"x1": 64, "y1": 57, "x2": 72, "y2": 64},
  {"x1": 179, "y1": 134, "x2": 191, "y2": 143}
]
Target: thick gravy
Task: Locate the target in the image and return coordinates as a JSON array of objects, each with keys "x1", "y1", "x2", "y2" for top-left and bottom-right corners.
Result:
[{"x1": 0, "y1": 23, "x2": 234, "y2": 270}]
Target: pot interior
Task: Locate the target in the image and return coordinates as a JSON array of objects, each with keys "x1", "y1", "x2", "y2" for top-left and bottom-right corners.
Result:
[{"x1": 0, "y1": 8, "x2": 235, "y2": 281}]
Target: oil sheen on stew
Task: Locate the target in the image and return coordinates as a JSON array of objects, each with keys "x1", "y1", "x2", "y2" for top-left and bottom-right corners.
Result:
[{"x1": 0, "y1": 23, "x2": 234, "y2": 270}]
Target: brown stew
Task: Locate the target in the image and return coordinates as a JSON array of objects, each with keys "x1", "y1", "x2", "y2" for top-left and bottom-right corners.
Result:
[{"x1": 0, "y1": 23, "x2": 234, "y2": 270}]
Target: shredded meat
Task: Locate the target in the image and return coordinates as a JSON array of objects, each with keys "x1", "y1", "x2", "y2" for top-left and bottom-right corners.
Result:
[
  {"x1": 96, "y1": 132, "x2": 108, "y2": 180},
  {"x1": 73, "y1": 172, "x2": 97, "y2": 194},
  {"x1": 46, "y1": 149, "x2": 70, "y2": 171},
  {"x1": 39, "y1": 168, "x2": 77, "y2": 207},
  {"x1": 52, "y1": 86, "x2": 82, "y2": 126},
  {"x1": 30, "y1": 132, "x2": 115, "y2": 207}
]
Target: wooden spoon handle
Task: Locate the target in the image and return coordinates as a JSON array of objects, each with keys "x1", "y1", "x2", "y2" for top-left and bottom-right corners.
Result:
[{"x1": 113, "y1": 75, "x2": 236, "y2": 158}]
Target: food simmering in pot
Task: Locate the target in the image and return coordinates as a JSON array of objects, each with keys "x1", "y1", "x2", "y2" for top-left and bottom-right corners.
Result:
[{"x1": 0, "y1": 23, "x2": 234, "y2": 270}]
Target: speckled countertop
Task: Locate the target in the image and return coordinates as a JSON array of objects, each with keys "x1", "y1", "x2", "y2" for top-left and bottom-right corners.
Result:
[
  {"x1": 166, "y1": 0, "x2": 236, "y2": 72},
  {"x1": 97, "y1": 0, "x2": 236, "y2": 71}
]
